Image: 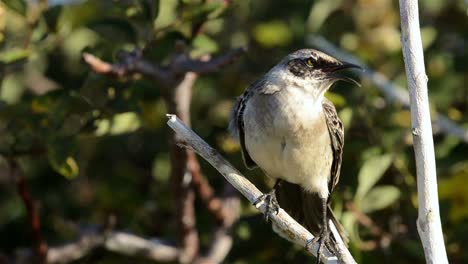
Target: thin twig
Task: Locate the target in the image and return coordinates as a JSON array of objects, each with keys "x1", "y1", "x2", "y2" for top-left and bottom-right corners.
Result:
[
  {"x1": 399, "y1": 1, "x2": 448, "y2": 263},
  {"x1": 307, "y1": 35, "x2": 468, "y2": 144},
  {"x1": 166, "y1": 114, "x2": 356, "y2": 264}
]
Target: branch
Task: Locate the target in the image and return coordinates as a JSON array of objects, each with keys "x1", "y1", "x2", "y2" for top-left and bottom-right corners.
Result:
[
  {"x1": 11, "y1": 160, "x2": 48, "y2": 262},
  {"x1": 173, "y1": 48, "x2": 245, "y2": 74},
  {"x1": 30, "y1": 231, "x2": 179, "y2": 264},
  {"x1": 83, "y1": 51, "x2": 169, "y2": 83},
  {"x1": 166, "y1": 115, "x2": 356, "y2": 264},
  {"x1": 188, "y1": 152, "x2": 227, "y2": 223},
  {"x1": 83, "y1": 47, "x2": 246, "y2": 87},
  {"x1": 307, "y1": 35, "x2": 468, "y2": 144},
  {"x1": 398, "y1": 1, "x2": 448, "y2": 263},
  {"x1": 195, "y1": 183, "x2": 240, "y2": 264}
]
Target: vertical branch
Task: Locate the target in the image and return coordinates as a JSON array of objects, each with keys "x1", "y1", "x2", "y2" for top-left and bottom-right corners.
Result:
[
  {"x1": 398, "y1": 1, "x2": 448, "y2": 264},
  {"x1": 188, "y1": 152, "x2": 227, "y2": 223},
  {"x1": 166, "y1": 72, "x2": 200, "y2": 263},
  {"x1": 10, "y1": 160, "x2": 48, "y2": 262}
]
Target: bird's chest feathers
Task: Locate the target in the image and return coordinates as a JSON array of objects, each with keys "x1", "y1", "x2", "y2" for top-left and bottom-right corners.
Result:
[
  {"x1": 248, "y1": 87, "x2": 325, "y2": 136},
  {"x1": 243, "y1": 87, "x2": 332, "y2": 194}
]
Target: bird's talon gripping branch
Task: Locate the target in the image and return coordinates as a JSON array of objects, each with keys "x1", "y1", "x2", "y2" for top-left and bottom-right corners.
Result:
[{"x1": 254, "y1": 190, "x2": 280, "y2": 222}]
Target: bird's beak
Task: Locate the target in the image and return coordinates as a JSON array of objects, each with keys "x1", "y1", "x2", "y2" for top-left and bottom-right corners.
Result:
[{"x1": 322, "y1": 61, "x2": 362, "y2": 87}]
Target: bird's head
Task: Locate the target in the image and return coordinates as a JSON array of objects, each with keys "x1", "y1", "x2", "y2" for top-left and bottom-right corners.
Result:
[{"x1": 268, "y1": 49, "x2": 361, "y2": 97}]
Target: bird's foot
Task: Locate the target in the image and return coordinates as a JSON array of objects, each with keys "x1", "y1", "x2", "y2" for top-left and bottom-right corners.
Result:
[
  {"x1": 305, "y1": 228, "x2": 332, "y2": 264},
  {"x1": 253, "y1": 189, "x2": 280, "y2": 222}
]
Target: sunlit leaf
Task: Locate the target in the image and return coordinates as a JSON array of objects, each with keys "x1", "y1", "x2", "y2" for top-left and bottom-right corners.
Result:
[
  {"x1": 338, "y1": 107, "x2": 353, "y2": 131},
  {"x1": 1, "y1": 0, "x2": 27, "y2": 16},
  {"x1": 421, "y1": 27, "x2": 437, "y2": 49},
  {"x1": 181, "y1": 2, "x2": 223, "y2": 21},
  {"x1": 325, "y1": 92, "x2": 346, "y2": 107},
  {"x1": 192, "y1": 34, "x2": 219, "y2": 54},
  {"x1": 355, "y1": 154, "x2": 393, "y2": 200},
  {"x1": 360, "y1": 185, "x2": 400, "y2": 213},
  {"x1": 0, "y1": 48, "x2": 30, "y2": 63},
  {"x1": 48, "y1": 137, "x2": 79, "y2": 179},
  {"x1": 95, "y1": 112, "x2": 141, "y2": 136},
  {"x1": 306, "y1": 0, "x2": 343, "y2": 32},
  {"x1": 252, "y1": 21, "x2": 293, "y2": 48}
]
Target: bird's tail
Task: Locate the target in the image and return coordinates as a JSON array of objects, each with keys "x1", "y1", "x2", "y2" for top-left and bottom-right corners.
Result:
[{"x1": 275, "y1": 181, "x2": 348, "y2": 251}]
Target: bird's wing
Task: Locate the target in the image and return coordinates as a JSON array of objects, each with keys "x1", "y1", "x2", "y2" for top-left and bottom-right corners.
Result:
[
  {"x1": 229, "y1": 80, "x2": 266, "y2": 169},
  {"x1": 322, "y1": 98, "x2": 344, "y2": 196}
]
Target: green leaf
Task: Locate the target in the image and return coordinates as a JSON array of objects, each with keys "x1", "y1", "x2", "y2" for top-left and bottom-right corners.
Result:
[
  {"x1": 355, "y1": 154, "x2": 393, "y2": 200},
  {"x1": 181, "y1": 2, "x2": 223, "y2": 21},
  {"x1": 360, "y1": 185, "x2": 400, "y2": 213},
  {"x1": 47, "y1": 137, "x2": 79, "y2": 179},
  {"x1": 139, "y1": 0, "x2": 160, "y2": 21},
  {"x1": 192, "y1": 34, "x2": 219, "y2": 54},
  {"x1": 0, "y1": 48, "x2": 30, "y2": 63},
  {"x1": 94, "y1": 112, "x2": 141, "y2": 136},
  {"x1": 50, "y1": 156, "x2": 79, "y2": 180},
  {"x1": 306, "y1": 0, "x2": 343, "y2": 32},
  {"x1": 1, "y1": 0, "x2": 27, "y2": 16},
  {"x1": 252, "y1": 20, "x2": 293, "y2": 48},
  {"x1": 88, "y1": 18, "x2": 137, "y2": 42}
]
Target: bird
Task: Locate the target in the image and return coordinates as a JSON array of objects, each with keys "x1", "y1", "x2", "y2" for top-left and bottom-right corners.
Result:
[{"x1": 230, "y1": 49, "x2": 360, "y2": 262}]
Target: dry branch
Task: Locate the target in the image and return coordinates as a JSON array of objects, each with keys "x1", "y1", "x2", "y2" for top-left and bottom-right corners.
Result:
[
  {"x1": 11, "y1": 160, "x2": 48, "y2": 262},
  {"x1": 398, "y1": 1, "x2": 448, "y2": 263},
  {"x1": 166, "y1": 114, "x2": 357, "y2": 264},
  {"x1": 307, "y1": 35, "x2": 468, "y2": 144},
  {"x1": 43, "y1": 231, "x2": 179, "y2": 264}
]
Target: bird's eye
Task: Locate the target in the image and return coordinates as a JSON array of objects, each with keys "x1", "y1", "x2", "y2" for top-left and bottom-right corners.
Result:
[{"x1": 305, "y1": 58, "x2": 314, "y2": 67}]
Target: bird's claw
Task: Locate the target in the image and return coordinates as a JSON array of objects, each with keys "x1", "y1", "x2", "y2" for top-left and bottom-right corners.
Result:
[
  {"x1": 253, "y1": 191, "x2": 280, "y2": 222},
  {"x1": 305, "y1": 229, "x2": 331, "y2": 264}
]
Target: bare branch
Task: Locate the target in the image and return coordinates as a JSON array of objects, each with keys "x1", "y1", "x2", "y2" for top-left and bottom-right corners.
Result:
[
  {"x1": 83, "y1": 52, "x2": 169, "y2": 82},
  {"x1": 307, "y1": 35, "x2": 468, "y2": 144},
  {"x1": 39, "y1": 231, "x2": 178, "y2": 264},
  {"x1": 399, "y1": 1, "x2": 448, "y2": 263},
  {"x1": 174, "y1": 48, "x2": 245, "y2": 74},
  {"x1": 188, "y1": 152, "x2": 227, "y2": 223},
  {"x1": 195, "y1": 183, "x2": 240, "y2": 264},
  {"x1": 83, "y1": 47, "x2": 245, "y2": 87},
  {"x1": 166, "y1": 72, "x2": 200, "y2": 263},
  {"x1": 11, "y1": 160, "x2": 48, "y2": 262},
  {"x1": 166, "y1": 115, "x2": 356, "y2": 264}
]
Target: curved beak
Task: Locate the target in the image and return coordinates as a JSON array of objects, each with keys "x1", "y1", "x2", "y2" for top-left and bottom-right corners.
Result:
[{"x1": 322, "y1": 61, "x2": 362, "y2": 87}]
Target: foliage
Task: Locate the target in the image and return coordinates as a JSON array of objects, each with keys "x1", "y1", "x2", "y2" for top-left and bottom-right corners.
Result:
[{"x1": 0, "y1": 0, "x2": 467, "y2": 263}]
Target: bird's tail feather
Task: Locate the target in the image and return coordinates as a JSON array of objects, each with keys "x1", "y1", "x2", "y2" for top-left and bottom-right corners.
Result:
[{"x1": 275, "y1": 181, "x2": 348, "y2": 251}]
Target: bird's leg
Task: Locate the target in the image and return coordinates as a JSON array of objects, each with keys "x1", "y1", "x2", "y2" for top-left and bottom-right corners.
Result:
[
  {"x1": 305, "y1": 197, "x2": 329, "y2": 264},
  {"x1": 316, "y1": 197, "x2": 329, "y2": 264},
  {"x1": 253, "y1": 179, "x2": 282, "y2": 222}
]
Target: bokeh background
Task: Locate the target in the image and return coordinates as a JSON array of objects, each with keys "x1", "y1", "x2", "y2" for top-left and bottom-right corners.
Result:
[{"x1": 0, "y1": 0, "x2": 467, "y2": 263}]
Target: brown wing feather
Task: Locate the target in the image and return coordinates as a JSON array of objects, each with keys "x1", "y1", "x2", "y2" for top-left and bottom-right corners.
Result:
[
  {"x1": 322, "y1": 98, "x2": 344, "y2": 196},
  {"x1": 230, "y1": 80, "x2": 266, "y2": 169}
]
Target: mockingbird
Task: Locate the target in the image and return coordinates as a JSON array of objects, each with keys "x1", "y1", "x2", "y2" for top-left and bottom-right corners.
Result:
[{"x1": 230, "y1": 49, "x2": 360, "y2": 262}]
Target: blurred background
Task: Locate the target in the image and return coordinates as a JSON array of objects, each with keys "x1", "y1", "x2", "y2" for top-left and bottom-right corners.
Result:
[{"x1": 0, "y1": 0, "x2": 467, "y2": 263}]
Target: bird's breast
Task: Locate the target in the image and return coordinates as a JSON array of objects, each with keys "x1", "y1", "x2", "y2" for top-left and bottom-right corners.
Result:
[{"x1": 243, "y1": 88, "x2": 332, "y2": 197}]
